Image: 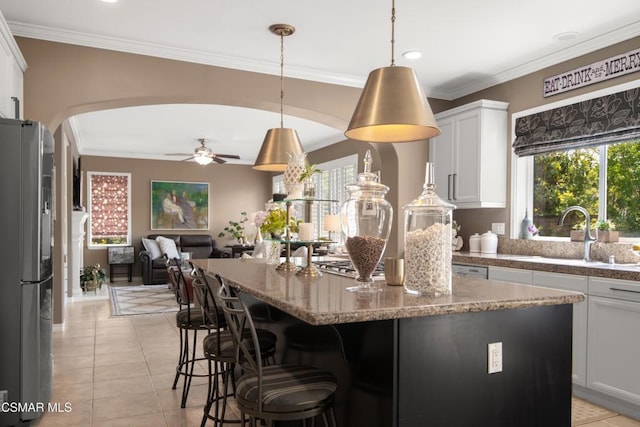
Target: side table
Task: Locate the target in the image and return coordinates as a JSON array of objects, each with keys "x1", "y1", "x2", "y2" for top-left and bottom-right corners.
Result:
[
  {"x1": 108, "y1": 246, "x2": 135, "y2": 282},
  {"x1": 225, "y1": 244, "x2": 255, "y2": 258}
]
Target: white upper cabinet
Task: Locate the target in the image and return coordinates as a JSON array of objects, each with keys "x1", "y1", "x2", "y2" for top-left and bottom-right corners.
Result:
[
  {"x1": 429, "y1": 100, "x2": 509, "y2": 209},
  {"x1": 0, "y1": 11, "x2": 26, "y2": 119}
]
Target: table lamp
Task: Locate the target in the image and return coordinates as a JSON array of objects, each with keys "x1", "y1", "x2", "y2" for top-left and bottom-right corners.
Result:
[{"x1": 323, "y1": 214, "x2": 342, "y2": 253}]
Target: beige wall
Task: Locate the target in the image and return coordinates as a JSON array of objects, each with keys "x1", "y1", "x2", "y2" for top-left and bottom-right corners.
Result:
[
  {"x1": 79, "y1": 156, "x2": 272, "y2": 275},
  {"x1": 449, "y1": 36, "x2": 640, "y2": 242},
  {"x1": 15, "y1": 34, "x2": 640, "y2": 322},
  {"x1": 16, "y1": 35, "x2": 442, "y2": 322},
  {"x1": 16, "y1": 37, "x2": 363, "y2": 136}
]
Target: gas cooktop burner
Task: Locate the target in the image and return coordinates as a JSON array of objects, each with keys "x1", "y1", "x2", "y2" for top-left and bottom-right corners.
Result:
[{"x1": 313, "y1": 259, "x2": 385, "y2": 280}]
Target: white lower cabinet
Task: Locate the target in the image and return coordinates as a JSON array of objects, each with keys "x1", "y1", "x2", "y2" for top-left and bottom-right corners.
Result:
[
  {"x1": 587, "y1": 278, "x2": 640, "y2": 406},
  {"x1": 532, "y1": 271, "x2": 588, "y2": 387},
  {"x1": 487, "y1": 266, "x2": 532, "y2": 284},
  {"x1": 486, "y1": 265, "x2": 640, "y2": 410}
]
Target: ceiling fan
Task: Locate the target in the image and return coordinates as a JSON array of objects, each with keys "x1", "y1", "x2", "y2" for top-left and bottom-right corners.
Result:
[{"x1": 165, "y1": 138, "x2": 240, "y2": 165}]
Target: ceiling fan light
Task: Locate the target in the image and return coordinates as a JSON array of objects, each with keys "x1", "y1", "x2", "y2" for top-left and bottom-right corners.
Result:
[
  {"x1": 253, "y1": 128, "x2": 304, "y2": 171},
  {"x1": 195, "y1": 146, "x2": 212, "y2": 156},
  {"x1": 194, "y1": 155, "x2": 213, "y2": 165},
  {"x1": 345, "y1": 66, "x2": 440, "y2": 142}
]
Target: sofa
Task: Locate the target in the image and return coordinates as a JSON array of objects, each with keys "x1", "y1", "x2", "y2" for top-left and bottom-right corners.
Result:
[{"x1": 139, "y1": 234, "x2": 229, "y2": 285}]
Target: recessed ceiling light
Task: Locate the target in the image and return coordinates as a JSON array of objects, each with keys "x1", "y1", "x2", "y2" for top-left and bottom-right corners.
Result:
[
  {"x1": 402, "y1": 50, "x2": 422, "y2": 60},
  {"x1": 553, "y1": 32, "x2": 578, "y2": 42},
  {"x1": 101, "y1": 0, "x2": 118, "y2": 3}
]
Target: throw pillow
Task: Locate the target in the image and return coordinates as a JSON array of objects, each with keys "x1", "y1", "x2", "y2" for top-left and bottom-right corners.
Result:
[
  {"x1": 156, "y1": 236, "x2": 180, "y2": 260},
  {"x1": 142, "y1": 238, "x2": 162, "y2": 259}
]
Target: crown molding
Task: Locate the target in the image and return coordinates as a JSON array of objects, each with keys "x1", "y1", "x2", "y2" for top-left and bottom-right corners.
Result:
[
  {"x1": 0, "y1": 15, "x2": 27, "y2": 70},
  {"x1": 9, "y1": 20, "x2": 640, "y2": 102},
  {"x1": 446, "y1": 21, "x2": 640, "y2": 100},
  {"x1": 8, "y1": 21, "x2": 367, "y2": 89}
]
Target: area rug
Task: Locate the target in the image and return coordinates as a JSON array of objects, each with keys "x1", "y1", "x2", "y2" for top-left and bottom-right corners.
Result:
[
  {"x1": 571, "y1": 396, "x2": 618, "y2": 425},
  {"x1": 109, "y1": 284, "x2": 179, "y2": 316}
]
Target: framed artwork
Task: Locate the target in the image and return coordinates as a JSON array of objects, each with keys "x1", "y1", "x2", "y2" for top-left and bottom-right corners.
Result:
[{"x1": 151, "y1": 181, "x2": 209, "y2": 230}]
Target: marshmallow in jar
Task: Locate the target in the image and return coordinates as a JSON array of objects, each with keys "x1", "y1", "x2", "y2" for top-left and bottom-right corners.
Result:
[
  {"x1": 480, "y1": 231, "x2": 498, "y2": 254},
  {"x1": 403, "y1": 162, "x2": 456, "y2": 297}
]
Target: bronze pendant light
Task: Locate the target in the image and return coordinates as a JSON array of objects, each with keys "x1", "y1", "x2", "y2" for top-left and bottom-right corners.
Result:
[
  {"x1": 253, "y1": 24, "x2": 304, "y2": 171},
  {"x1": 345, "y1": 0, "x2": 440, "y2": 143}
]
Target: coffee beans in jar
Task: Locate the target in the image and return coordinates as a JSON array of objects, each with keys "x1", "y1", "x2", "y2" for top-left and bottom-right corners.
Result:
[{"x1": 345, "y1": 235, "x2": 387, "y2": 282}]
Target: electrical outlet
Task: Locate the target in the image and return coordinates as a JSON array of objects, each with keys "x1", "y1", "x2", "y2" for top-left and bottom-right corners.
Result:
[
  {"x1": 491, "y1": 222, "x2": 505, "y2": 235},
  {"x1": 488, "y1": 342, "x2": 503, "y2": 374}
]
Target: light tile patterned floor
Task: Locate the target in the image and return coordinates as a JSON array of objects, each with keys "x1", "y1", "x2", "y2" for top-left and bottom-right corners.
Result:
[
  {"x1": 30, "y1": 285, "x2": 640, "y2": 426},
  {"x1": 572, "y1": 396, "x2": 618, "y2": 425}
]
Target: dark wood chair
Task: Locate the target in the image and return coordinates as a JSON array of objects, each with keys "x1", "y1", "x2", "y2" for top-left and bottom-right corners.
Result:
[{"x1": 217, "y1": 278, "x2": 338, "y2": 427}]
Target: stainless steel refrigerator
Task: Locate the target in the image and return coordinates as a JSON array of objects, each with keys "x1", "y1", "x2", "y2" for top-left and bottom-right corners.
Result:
[{"x1": 0, "y1": 118, "x2": 54, "y2": 426}]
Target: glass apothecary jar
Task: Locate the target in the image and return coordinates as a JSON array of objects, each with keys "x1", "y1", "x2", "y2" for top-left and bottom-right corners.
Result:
[
  {"x1": 341, "y1": 150, "x2": 393, "y2": 292},
  {"x1": 403, "y1": 162, "x2": 456, "y2": 296}
]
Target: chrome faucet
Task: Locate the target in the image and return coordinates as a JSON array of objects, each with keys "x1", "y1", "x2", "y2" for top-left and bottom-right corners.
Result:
[{"x1": 558, "y1": 206, "x2": 596, "y2": 262}]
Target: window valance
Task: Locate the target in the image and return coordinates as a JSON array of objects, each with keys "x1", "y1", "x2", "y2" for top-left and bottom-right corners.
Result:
[{"x1": 513, "y1": 87, "x2": 640, "y2": 157}]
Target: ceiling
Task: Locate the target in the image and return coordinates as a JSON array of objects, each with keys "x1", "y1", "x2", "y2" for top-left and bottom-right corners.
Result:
[{"x1": 1, "y1": 0, "x2": 639, "y2": 165}]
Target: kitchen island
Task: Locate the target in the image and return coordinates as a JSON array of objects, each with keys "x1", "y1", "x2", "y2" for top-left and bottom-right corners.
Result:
[{"x1": 193, "y1": 258, "x2": 584, "y2": 427}]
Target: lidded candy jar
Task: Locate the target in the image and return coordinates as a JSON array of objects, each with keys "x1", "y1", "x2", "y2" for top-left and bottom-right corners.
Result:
[
  {"x1": 403, "y1": 162, "x2": 456, "y2": 296},
  {"x1": 341, "y1": 150, "x2": 393, "y2": 292}
]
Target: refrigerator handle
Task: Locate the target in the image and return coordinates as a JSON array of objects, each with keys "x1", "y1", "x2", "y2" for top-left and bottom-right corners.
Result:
[{"x1": 11, "y1": 96, "x2": 20, "y2": 120}]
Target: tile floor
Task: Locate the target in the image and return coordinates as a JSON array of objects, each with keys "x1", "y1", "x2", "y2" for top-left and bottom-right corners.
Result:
[{"x1": 31, "y1": 285, "x2": 640, "y2": 427}]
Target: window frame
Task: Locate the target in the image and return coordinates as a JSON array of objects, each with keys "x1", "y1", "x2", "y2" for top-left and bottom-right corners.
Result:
[
  {"x1": 510, "y1": 79, "x2": 640, "y2": 241},
  {"x1": 87, "y1": 171, "x2": 132, "y2": 249},
  {"x1": 272, "y1": 154, "x2": 358, "y2": 236}
]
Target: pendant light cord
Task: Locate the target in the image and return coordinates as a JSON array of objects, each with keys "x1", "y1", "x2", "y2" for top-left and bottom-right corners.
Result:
[
  {"x1": 279, "y1": 32, "x2": 284, "y2": 128},
  {"x1": 390, "y1": 0, "x2": 396, "y2": 66}
]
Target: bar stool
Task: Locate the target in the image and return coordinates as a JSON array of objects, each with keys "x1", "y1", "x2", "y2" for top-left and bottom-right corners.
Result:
[
  {"x1": 218, "y1": 281, "x2": 338, "y2": 426},
  {"x1": 168, "y1": 258, "x2": 210, "y2": 408},
  {"x1": 191, "y1": 268, "x2": 277, "y2": 426}
]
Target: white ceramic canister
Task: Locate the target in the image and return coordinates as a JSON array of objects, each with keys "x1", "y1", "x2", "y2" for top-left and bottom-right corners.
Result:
[
  {"x1": 469, "y1": 233, "x2": 481, "y2": 253},
  {"x1": 480, "y1": 231, "x2": 498, "y2": 254}
]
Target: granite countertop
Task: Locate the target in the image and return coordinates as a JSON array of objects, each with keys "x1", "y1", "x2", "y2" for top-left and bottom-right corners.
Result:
[
  {"x1": 193, "y1": 258, "x2": 584, "y2": 326},
  {"x1": 453, "y1": 252, "x2": 640, "y2": 281}
]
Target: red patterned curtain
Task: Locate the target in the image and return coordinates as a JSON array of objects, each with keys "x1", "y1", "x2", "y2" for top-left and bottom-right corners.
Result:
[{"x1": 89, "y1": 173, "x2": 130, "y2": 245}]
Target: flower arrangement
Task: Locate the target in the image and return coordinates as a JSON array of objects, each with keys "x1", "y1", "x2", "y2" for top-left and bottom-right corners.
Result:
[
  {"x1": 80, "y1": 264, "x2": 106, "y2": 291},
  {"x1": 527, "y1": 224, "x2": 539, "y2": 236},
  {"x1": 255, "y1": 204, "x2": 300, "y2": 236}
]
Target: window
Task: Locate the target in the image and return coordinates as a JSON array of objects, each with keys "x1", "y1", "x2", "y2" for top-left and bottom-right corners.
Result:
[
  {"x1": 273, "y1": 155, "x2": 358, "y2": 236},
  {"x1": 511, "y1": 80, "x2": 640, "y2": 240},
  {"x1": 87, "y1": 172, "x2": 131, "y2": 247},
  {"x1": 532, "y1": 141, "x2": 640, "y2": 237}
]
